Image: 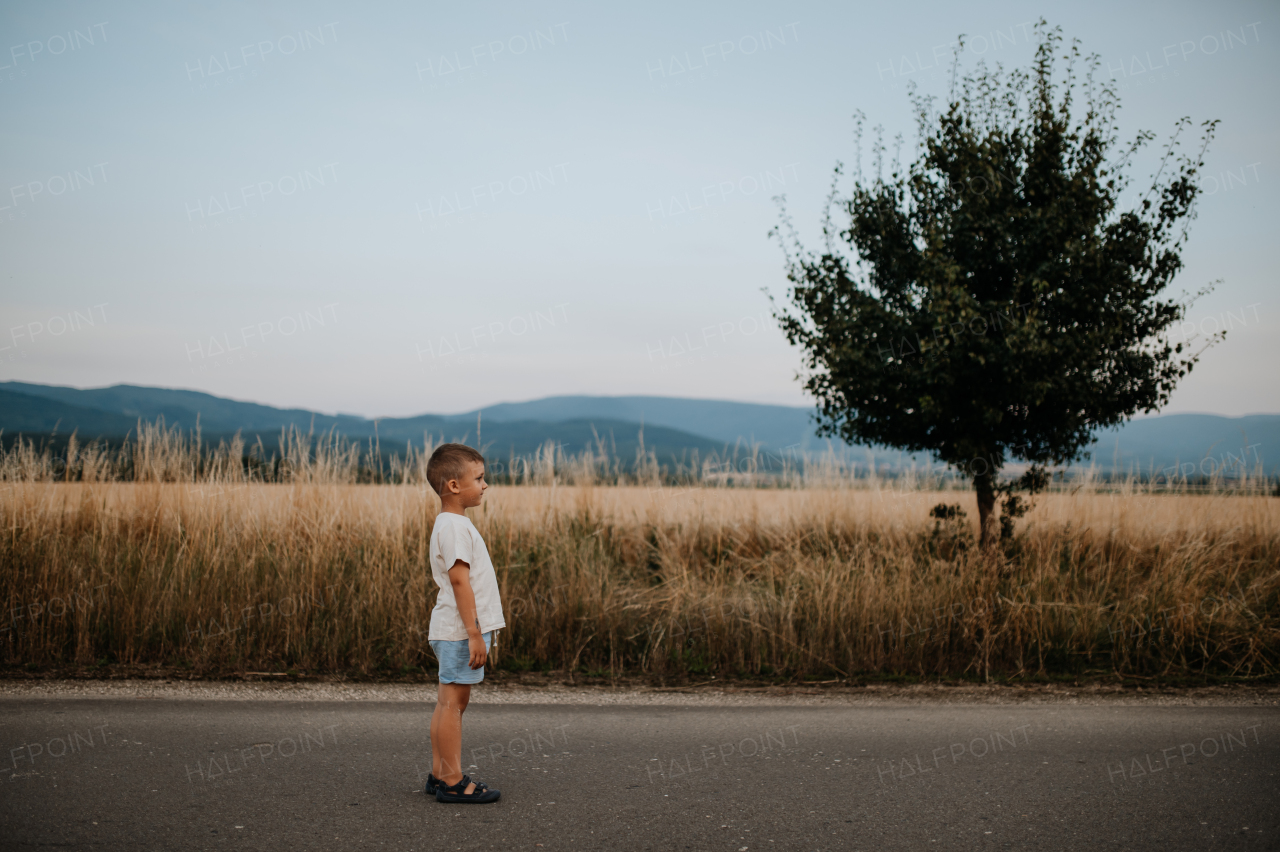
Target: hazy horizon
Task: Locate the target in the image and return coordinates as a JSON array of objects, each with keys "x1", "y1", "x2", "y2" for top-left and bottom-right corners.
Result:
[
  {"x1": 8, "y1": 377, "x2": 1279, "y2": 422},
  {"x1": 3, "y1": 1, "x2": 1276, "y2": 418}
]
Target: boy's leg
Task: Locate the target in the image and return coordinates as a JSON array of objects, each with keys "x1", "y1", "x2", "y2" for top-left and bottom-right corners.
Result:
[{"x1": 430, "y1": 682, "x2": 476, "y2": 790}]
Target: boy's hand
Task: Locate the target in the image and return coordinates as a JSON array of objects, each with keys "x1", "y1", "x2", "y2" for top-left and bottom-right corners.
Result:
[{"x1": 467, "y1": 633, "x2": 487, "y2": 669}]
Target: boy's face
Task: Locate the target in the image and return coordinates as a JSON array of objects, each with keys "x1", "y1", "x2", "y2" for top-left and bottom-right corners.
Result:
[{"x1": 445, "y1": 460, "x2": 488, "y2": 508}]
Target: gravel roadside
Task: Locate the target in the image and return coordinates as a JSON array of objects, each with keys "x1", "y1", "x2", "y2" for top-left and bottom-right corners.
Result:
[{"x1": 2, "y1": 677, "x2": 1277, "y2": 706}]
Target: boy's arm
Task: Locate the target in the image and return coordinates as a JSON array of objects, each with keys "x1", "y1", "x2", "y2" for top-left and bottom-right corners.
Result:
[{"x1": 447, "y1": 560, "x2": 487, "y2": 669}]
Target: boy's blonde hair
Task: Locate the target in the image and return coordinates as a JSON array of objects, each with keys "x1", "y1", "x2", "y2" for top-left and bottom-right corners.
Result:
[{"x1": 426, "y1": 443, "x2": 486, "y2": 495}]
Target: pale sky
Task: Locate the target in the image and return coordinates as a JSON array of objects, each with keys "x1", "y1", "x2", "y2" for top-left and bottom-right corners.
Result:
[{"x1": 2, "y1": 0, "x2": 1276, "y2": 418}]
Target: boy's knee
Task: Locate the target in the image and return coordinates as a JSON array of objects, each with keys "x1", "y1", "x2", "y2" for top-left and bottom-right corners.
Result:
[{"x1": 439, "y1": 683, "x2": 472, "y2": 711}]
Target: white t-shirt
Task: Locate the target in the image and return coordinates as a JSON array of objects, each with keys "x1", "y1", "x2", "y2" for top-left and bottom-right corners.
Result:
[{"x1": 428, "y1": 512, "x2": 506, "y2": 641}]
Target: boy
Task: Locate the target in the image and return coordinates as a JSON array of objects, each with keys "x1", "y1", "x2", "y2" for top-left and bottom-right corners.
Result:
[{"x1": 423, "y1": 443, "x2": 505, "y2": 804}]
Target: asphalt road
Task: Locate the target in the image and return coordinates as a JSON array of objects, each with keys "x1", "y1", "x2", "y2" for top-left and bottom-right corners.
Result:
[{"x1": 0, "y1": 695, "x2": 1275, "y2": 851}]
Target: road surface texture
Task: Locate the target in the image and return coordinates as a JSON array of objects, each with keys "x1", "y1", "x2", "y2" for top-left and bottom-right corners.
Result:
[{"x1": 1, "y1": 681, "x2": 1276, "y2": 851}]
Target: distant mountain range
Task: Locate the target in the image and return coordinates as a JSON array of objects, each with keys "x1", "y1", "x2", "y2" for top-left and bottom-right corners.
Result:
[
  {"x1": 1, "y1": 381, "x2": 1275, "y2": 475},
  {"x1": 0, "y1": 383, "x2": 729, "y2": 464}
]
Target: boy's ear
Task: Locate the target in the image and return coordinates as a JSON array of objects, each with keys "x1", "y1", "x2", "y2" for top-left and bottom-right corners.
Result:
[{"x1": 445, "y1": 478, "x2": 462, "y2": 494}]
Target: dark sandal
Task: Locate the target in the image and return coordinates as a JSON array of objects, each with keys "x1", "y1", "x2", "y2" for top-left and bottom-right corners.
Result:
[
  {"x1": 435, "y1": 774, "x2": 500, "y2": 804},
  {"x1": 425, "y1": 771, "x2": 482, "y2": 795},
  {"x1": 425, "y1": 772, "x2": 481, "y2": 795}
]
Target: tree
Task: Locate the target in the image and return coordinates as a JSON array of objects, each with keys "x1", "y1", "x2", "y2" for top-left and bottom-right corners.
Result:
[{"x1": 771, "y1": 23, "x2": 1219, "y2": 546}]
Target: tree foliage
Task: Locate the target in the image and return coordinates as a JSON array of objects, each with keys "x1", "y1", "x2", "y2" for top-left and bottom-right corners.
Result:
[{"x1": 772, "y1": 23, "x2": 1219, "y2": 543}]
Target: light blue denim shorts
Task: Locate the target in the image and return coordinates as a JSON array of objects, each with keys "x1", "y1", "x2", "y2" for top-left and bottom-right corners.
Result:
[{"x1": 429, "y1": 631, "x2": 492, "y2": 684}]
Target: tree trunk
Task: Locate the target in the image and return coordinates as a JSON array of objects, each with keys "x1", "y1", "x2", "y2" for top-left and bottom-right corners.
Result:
[{"x1": 974, "y1": 470, "x2": 997, "y2": 548}]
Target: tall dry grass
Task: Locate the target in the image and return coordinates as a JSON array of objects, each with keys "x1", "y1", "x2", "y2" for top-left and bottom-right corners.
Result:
[{"x1": 2, "y1": 473, "x2": 1276, "y2": 679}]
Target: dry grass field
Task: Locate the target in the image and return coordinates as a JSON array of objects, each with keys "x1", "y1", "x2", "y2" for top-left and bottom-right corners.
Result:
[{"x1": 3, "y1": 469, "x2": 1277, "y2": 681}]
